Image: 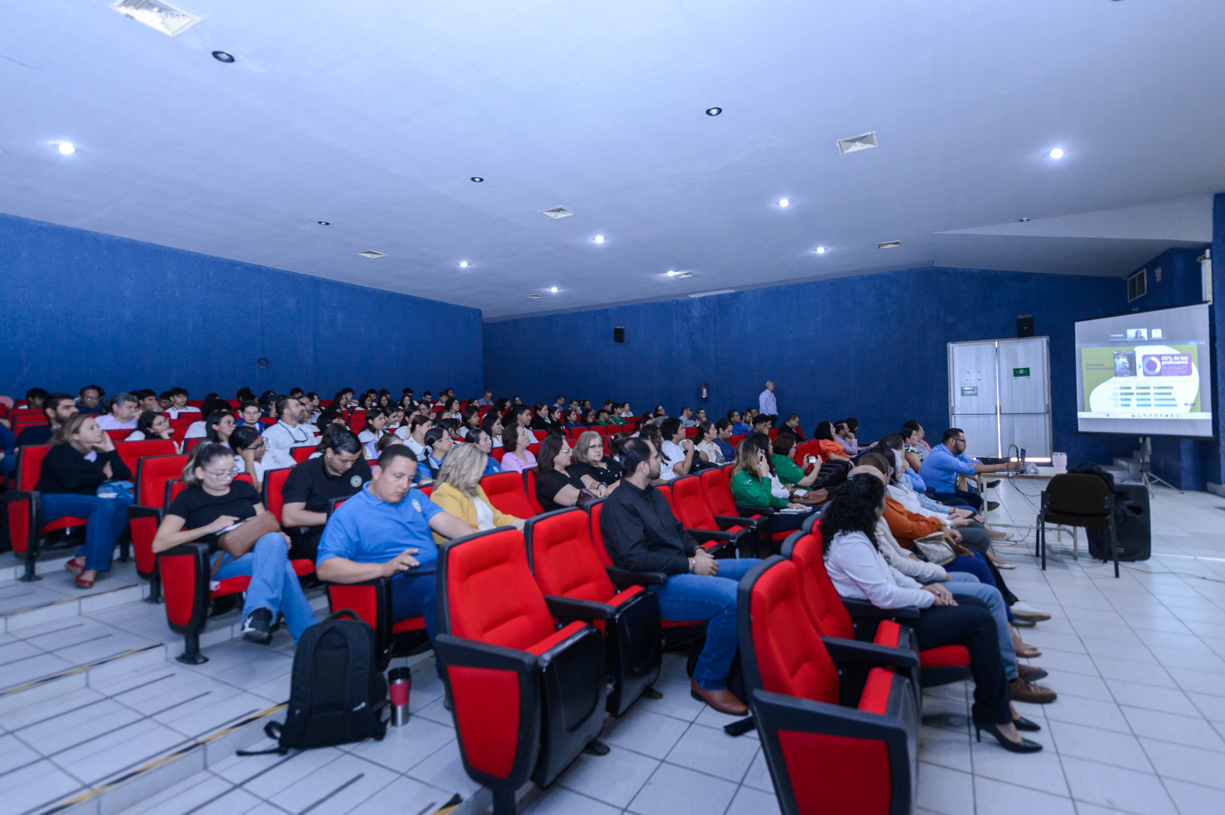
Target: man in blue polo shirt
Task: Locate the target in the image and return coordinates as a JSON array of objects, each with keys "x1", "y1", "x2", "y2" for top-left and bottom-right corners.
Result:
[
  {"x1": 919, "y1": 428, "x2": 1021, "y2": 511},
  {"x1": 317, "y1": 445, "x2": 474, "y2": 638}
]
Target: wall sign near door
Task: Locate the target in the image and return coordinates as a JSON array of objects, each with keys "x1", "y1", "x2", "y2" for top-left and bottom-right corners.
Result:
[
  {"x1": 1013, "y1": 367, "x2": 1030, "y2": 377},
  {"x1": 961, "y1": 386, "x2": 978, "y2": 396}
]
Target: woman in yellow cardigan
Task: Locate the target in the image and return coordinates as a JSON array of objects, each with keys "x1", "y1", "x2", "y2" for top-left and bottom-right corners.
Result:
[{"x1": 430, "y1": 442, "x2": 526, "y2": 544}]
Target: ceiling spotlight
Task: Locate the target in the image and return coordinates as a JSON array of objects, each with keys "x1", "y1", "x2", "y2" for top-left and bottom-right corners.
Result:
[
  {"x1": 459, "y1": 261, "x2": 468, "y2": 268},
  {"x1": 1049, "y1": 148, "x2": 1064, "y2": 159},
  {"x1": 815, "y1": 246, "x2": 826, "y2": 254},
  {"x1": 317, "y1": 220, "x2": 330, "y2": 226},
  {"x1": 706, "y1": 107, "x2": 722, "y2": 116},
  {"x1": 666, "y1": 270, "x2": 677, "y2": 276},
  {"x1": 470, "y1": 176, "x2": 484, "y2": 182},
  {"x1": 56, "y1": 142, "x2": 76, "y2": 155},
  {"x1": 550, "y1": 287, "x2": 559, "y2": 293},
  {"x1": 778, "y1": 199, "x2": 790, "y2": 208},
  {"x1": 212, "y1": 51, "x2": 235, "y2": 63},
  {"x1": 1018, "y1": 217, "x2": 1031, "y2": 223},
  {"x1": 594, "y1": 235, "x2": 605, "y2": 243}
]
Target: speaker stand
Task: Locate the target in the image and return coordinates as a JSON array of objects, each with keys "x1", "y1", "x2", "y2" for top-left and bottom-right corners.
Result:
[{"x1": 1136, "y1": 437, "x2": 1182, "y2": 498}]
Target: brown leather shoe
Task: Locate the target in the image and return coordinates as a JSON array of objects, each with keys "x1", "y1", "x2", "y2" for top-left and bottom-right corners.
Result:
[
  {"x1": 1014, "y1": 643, "x2": 1042, "y2": 658},
  {"x1": 690, "y1": 679, "x2": 748, "y2": 715},
  {"x1": 1017, "y1": 663, "x2": 1048, "y2": 681},
  {"x1": 1009, "y1": 677, "x2": 1056, "y2": 704}
]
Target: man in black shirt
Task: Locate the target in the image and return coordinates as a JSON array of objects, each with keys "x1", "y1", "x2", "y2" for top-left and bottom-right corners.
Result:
[
  {"x1": 16, "y1": 393, "x2": 79, "y2": 448},
  {"x1": 280, "y1": 430, "x2": 371, "y2": 560},
  {"x1": 600, "y1": 438, "x2": 759, "y2": 716}
]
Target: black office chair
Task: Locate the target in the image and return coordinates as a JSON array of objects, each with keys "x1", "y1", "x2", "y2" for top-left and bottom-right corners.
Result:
[{"x1": 1037, "y1": 474, "x2": 1119, "y2": 577}]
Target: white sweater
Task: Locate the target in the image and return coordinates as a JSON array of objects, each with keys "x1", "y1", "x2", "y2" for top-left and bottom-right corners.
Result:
[
  {"x1": 874, "y1": 519, "x2": 948, "y2": 584},
  {"x1": 824, "y1": 530, "x2": 935, "y2": 610}
]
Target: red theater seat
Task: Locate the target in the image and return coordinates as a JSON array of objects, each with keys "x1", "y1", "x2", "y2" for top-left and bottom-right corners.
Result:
[
  {"x1": 291, "y1": 446, "x2": 315, "y2": 464},
  {"x1": 739, "y1": 557, "x2": 919, "y2": 815},
  {"x1": 127, "y1": 453, "x2": 190, "y2": 600},
  {"x1": 481, "y1": 471, "x2": 536, "y2": 519},
  {"x1": 522, "y1": 468, "x2": 543, "y2": 515},
  {"x1": 4, "y1": 445, "x2": 91, "y2": 581},
  {"x1": 669, "y1": 474, "x2": 754, "y2": 557},
  {"x1": 697, "y1": 467, "x2": 773, "y2": 548},
  {"x1": 434, "y1": 527, "x2": 607, "y2": 814},
  {"x1": 525, "y1": 508, "x2": 662, "y2": 716}
]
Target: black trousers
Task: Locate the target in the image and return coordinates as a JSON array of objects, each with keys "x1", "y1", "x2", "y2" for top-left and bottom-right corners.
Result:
[
  {"x1": 288, "y1": 527, "x2": 323, "y2": 562},
  {"x1": 911, "y1": 595, "x2": 1011, "y2": 726}
]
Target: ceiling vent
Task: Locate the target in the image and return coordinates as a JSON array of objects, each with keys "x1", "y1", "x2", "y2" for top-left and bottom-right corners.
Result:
[
  {"x1": 689, "y1": 289, "x2": 735, "y2": 298},
  {"x1": 877, "y1": 241, "x2": 902, "y2": 249},
  {"x1": 674, "y1": 271, "x2": 694, "y2": 279},
  {"x1": 526, "y1": 294, "x2": 543, "y2": 299},
  {"x1": 357, "y1": 250, "x2": 386, "y2": 259},
  {"x1": 836, "y1": 132, "x2": 878, "y2": 154},
  {"x1": 110, "y1": 0, "x2": 201, "y2": 37},
  {"x1": 539, "y1": 207, "x2": 575, "y2": 219}
]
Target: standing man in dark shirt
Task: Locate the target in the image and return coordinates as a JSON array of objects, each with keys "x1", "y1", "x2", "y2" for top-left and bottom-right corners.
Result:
[
  {"x1": 16, "y1": 393, "x2": 79, "y2": 448},
  {"x1": 280, "y1": 430, "x2": 371, "y2": 560},
  {"x1": 600, "y1": 438, "x2": 760, "y2": 715}
]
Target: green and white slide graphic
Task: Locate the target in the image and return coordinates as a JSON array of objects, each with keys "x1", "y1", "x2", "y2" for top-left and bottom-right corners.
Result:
[{"x1": 1083, "y1": 343, "x2": 1201, "y2": 416}]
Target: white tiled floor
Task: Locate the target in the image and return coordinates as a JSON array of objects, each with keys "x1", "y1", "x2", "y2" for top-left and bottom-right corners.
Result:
[{"x1": 4, "y1": 479, "x2": 1225, "y2": 815}]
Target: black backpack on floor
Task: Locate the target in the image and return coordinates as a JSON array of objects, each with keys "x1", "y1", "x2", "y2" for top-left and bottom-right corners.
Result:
[{"x1": 243, "y1": 610, "x2": 387, "y2": 754}]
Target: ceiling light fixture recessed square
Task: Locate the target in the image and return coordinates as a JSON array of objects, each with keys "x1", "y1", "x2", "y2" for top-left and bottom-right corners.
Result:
[
  {"x1": 357, "y1": 250, "x2": 387, "y2": 258},
  {"x1": 837, "y1": 132, "x2": 878, "y2": 154},
  {"x1": 111, "y1": 0, "x2": 201, "y2": 37},
  {"x1": 526, "y1": 294, "x2": 543, "y2": 299},
  {"x1": 540, "y1": 207, "x2": 575, "y2": 219},
  {"x1": 877, "y1": 241, "x2": 901, "y2": 249},
  {"x1": 674, "y1": 271, "x2": 694, "y2": 279}
]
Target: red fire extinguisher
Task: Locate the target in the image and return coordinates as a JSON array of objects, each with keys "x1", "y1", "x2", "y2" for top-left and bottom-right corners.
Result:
[{"x1": 699, "y1": 382, "x2": 709, "y2": 401}]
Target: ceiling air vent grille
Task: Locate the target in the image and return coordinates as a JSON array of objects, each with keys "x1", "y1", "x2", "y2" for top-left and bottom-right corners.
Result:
[
  {"x1": 539, "y1": 207, "x2": 575, "y2": 219},
  {"x1": 357, "y1": 250, "x2": 386, "y2": 259},
  {"x1": 526, "y1": 294, "x2": 543, "y2": 299},
  {"x1": 836, "y1": 132, "x2": 878, "y2": 154},
  {"x1": 877, "y1": 241, "x2": 902, "y2": 249},
  {"x1": 674, "y1": 271, "x2": 694, "y2": 279},
  {"x1": 111, "y1": 0, "x2": 201, "y2": 37}
]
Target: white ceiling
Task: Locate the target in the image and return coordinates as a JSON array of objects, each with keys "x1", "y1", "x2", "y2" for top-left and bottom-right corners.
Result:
[{"x1": 2, "y1": 0, "x2": 1221, "y2": 320}]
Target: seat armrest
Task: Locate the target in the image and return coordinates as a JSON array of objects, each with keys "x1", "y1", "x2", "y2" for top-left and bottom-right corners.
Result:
[
  {"x1": 126, "y1": 505, "x2": 163, "y2": 520},
  {"x1": 821, "y1": 635, "x2": 920, "y2": 670},
  {"x1": 714, "y1": 515, "x2": 760, "y2": 529},
  {"x1": 750, "y1": 688, "x2": 908, "y2": 741},
  {"x1": 159, "y1": 542, "x2": 210, "y2": 559},
  {"x1": 842, "y1": 598, "x2": 920, "y2": 621},
  {"x1": 605, "y1": 566, "x2": 668, "y2": 586},
  {"x1": 544, "y1": 595, "x2": 615, "y2": 621},
  {"x1": 2, "y1": 489, "x2": 32, "y2": 505},
  {"x1": 736, "y1": 504, "x2": 775, "y2": 516},
  {"x1": 434, "y1": 633, "x2": 537, "y2": 671},
  {"x1": 322, "y1": 575, "x2": 393, "y2": 589},
  {"x1": 686, "y1": 528, "x2": 736, "y2": 542}
]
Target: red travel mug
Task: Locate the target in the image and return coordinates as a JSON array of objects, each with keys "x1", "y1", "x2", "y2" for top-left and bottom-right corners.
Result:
[{"x1": 388, "y1": 667, "x2": 411, "y2": 726}]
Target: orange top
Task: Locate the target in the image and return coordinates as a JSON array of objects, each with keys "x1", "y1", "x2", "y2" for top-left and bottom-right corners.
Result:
[
  {"x1": 883, "y1": 497, "x2": 943, "y2": 549},
  {"x1": 817, "y1": 439, "x2": 847, "y2": 459}
]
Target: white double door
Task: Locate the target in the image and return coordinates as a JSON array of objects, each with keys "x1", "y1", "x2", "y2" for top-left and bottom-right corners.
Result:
[{"x1": 948, "y1": 337, "x2": 1051, "y2": 459}]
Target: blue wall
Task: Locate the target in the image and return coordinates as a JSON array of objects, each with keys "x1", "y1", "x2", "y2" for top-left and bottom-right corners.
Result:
[
  {"x1": 0, "y1": 213, "x2": 483, "y2": 399},
  {"x1": 484, "y1": 266, "x2": 1136, "y2": 468}
]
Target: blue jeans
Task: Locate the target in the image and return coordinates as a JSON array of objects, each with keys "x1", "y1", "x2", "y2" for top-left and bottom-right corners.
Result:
[
  {"x1": 40, "y1": 492, "x2": 134, "y2": 572},
  {"x1": 651, "y1": 558, "x2": 761, "y2": 691},
  {"x1": 214, "y1": 533, "x2": 317, "y2": 641},
  {"x1": 390, "y1": 567, "x2": 438, "y2": 641},
  {"x1": 933, "y1": 490, "x2": 982, "y2": 511},
  {"x1": 946, "y1": 553, "x2": 1015, "y2": 622},
  {"x1": 946, "y1": 573, "x2": 1018, "y2": 681}
]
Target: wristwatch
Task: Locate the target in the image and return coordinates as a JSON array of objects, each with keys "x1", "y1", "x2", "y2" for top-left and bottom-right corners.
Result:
[{"x1": 688, "y1": 557, "x2": 695, "y2": 573}]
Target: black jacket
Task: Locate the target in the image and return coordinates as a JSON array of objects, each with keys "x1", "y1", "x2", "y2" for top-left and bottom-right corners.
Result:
[{"x1": 599, "y1": 480, "x2": 697, "y2": 575}]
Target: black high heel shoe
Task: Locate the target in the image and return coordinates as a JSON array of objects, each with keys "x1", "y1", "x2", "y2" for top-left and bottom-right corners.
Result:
[
  {"x1": 1013, "y1": 716, "x2": 1041, "y2": 732},
  {"x1": 976, "y1": 722, "x2": 1042, "y2": 752}
]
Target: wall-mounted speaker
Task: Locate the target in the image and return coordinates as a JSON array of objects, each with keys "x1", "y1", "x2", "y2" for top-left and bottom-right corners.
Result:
[
  {"x1": 613, "y1": 326, "x2": 625, "y2": 343},
  {"x1": 1016, "y1": 315, "x2": 1034, "y2": 338}
]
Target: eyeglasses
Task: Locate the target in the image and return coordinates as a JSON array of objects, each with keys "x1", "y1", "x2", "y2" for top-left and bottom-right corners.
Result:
[{"x1": 204, "y1": 469, "x2": 235, "y2": 479}]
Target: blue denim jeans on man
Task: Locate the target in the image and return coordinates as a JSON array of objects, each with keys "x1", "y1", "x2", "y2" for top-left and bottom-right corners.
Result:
[{"x1": 213, "y1": 532, "x2": 316, "y2": 641}]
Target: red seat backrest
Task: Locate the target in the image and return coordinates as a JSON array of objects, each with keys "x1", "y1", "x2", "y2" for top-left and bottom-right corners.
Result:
[
  {"x1": 115, "y1": 440, "x2": 177, "y2": 477},
  {"x1": 480, "y1": 471, "x2": 536, "y2": 519},
  {"x1": 699, "y1": 467, "x2": 739, "y2": 517},
  {"x1": 443, "y1": 528, "x2": 555, "y2": 651},
  {"x1": 685, "y1": 427, "x2": 699, "y2": 438},
  {"x1": 184, "y1": 437, "x2": 203, "y2": 453},
  {"x1": 15, "y1": 445, "x2": 50, "y2": 491},
  {"x1": 165, "y1": 474, "x2": 253, "y2": 510},
  {"x1": 749, "y1": 558, "x2": 840, "y2": 705},
  {"x1": 654, "y1": 483, "x2": 674, "y2": 512},
  {"x1": 786, "y1": 532, "x2": 856, "y2": 640},
  {"x1": 134, "y1": 455, "x2": 188, "y2": 507},
  {"x1": 523, "y1": 468, "x2": 543, "y2": 514},
  {"x1": 527, "y1": 443, "x2": 541, "y2": 457},
  {"x1": 104, "y1": 429, "x2": 129, "y2": 442},
  {"x1": 526, "y1": 508, "x2": 616, "y2": 604},
  {"x1": 671, "y1": 474, "x2": 719, "y2": 529},
  {"x1": 419, "y1": 484, "x2": 433, "y2": 498},
  {"x1": 291, "y1": 446, "x2": 315, "y2": 463},
  {"x1": 490, "y1": 447, "x2": 506, "y2": 464},
  {"x1": 263, "y1": 467, "x2": 292, "y2": 523},
  {"x1": 586, "y1": 501, "x2": 615, "y2": 568},
  {"x1": 729, "y1": 434, "x2": 745, "y2": 449}
]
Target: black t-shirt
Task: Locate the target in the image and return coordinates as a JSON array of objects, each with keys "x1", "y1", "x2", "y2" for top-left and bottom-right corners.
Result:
[
  {"x1": 167, "y1": 482, "x2": 259, "y2": 553},
  {"x1": 571, "y1": 460, "x2": 621, "y2": 487},
  {"x1": 536, "y1": 468, "x2": 585, "y2": 513},
  {"x1": 281, "y1": 456, "x2": 371, "y2": 515}
]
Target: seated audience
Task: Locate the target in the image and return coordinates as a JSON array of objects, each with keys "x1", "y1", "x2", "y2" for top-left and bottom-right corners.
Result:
[
  {"x1": 95, "y1": 393, "x2": 140, "y2": 431},
  {"x1": 466, "y1": 428, "x2": 502, "y2": 474},
  {"x1": 813, "y1": 421, "x2": 852, "y2": 463},
  {"x1": 728, "y1": 409, "x2": 749, "y2": 435},
  {"x1": 134, "y1": 390, "x2": 160, "y2": 414},
  {"x1": 152, "y1": 443, "x2": 315, "y2": 644},
  {"x1": 15, "y1": 393, "x2": 78, "y2": 447},
  {"x1": 36, "y1": 415, "x2": 134, "y2": 588},
  {"x1": 781, "y1": 413, "x2": 805, "y2": 441},
  {"x1": 679, "y1": 406, "x2": 696, "y2": 428},
  {"x1": 600, "y1": 438, "x2": 761, "y2": 715},
  {"x1": 658, "y1": 418, "x2": 697, "y2": 480},
  {"x1": 417, "y1": 426, "x2": 454, "y2": 480},
  {"x1": 730, "y1": 438, "x2": 810, "y2": 537},
  {"x1": 281, "y1": 429, "x2": 370, "y2": 560},
  {"x1": 261, "y1": 396, "x2": 318, "y2": 471},
  {"x1": 918, "y1": 428, "x2": 1021, "y2": 511},
  {"x1": 694, "y1": 421, "x2": 725, "y2": 466},
  {"x1": 396, "y1": 414, "x2": 433, "y2": 459},
  {"x1": 77, "y1": 385, "x2": 104, "y2": 415},
  {"x1": 458, "y1": 408, "x2": 481, "y2": 438},
  {"x1": 480, "y1": 412, "x2": 503, "y2": 447},
  {"x1": 529, "y1": 402, "x2": 553, "y2": 431},
  {"x1": 237, "y1": 400, "x2": 264, "y2": 429},
  {"x1": 230, "y1": 425, "x2": 267, "y2": 490},
  {"x1": 570, "y1": 430, "x2": 621, "y2": 489},
  {"x1": 821, "y1": 474, "x2": 1042, "y2": 752},
  {"x1": 431, "y1": 443, "x2": 525, "y2": 540},
  {"x1": 833, "y1": 420, "x2": 859, "y2": 455},
  {"x1": 770, "y1": 432, "x2": 829, "y2": 492},
  {"x1": 317, "y1": 446, "x2": 474, "y2": 639},
  {"x1": 24, "y1": 387, "x2": 48, "y2": 412},
  {"x1": 476, "y1": 390, "x2": 494, "y2": 407},
  {"x1": 501, "y1": 425, "x2": 537, "y2": 473},
  {"x1": 694, "y1": 407, "x2": 708, "y2": 425},
  {"x1": 536, "y1": 434, "x2": 603, "y2": 511},
  {"x1": 750, "y1": 413, "x2": 773, "y2": 437},
  {"x1": 204, "y1": 410, "x2": 238, "y2": 447},
  {"x1": 357, "y1": 406, "x2": 391, "y2": 459},
  {"x1": 712, "y1": 418, "x2": 736, "y2": 462},
  {"x1": 127, "y1": 410, "x2": 179, "y2": 449}
]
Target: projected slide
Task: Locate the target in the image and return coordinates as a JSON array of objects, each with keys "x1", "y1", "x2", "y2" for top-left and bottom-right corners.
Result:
[{"x1": 1075, "y1": 303, "x2": 1212, "y2": 437}]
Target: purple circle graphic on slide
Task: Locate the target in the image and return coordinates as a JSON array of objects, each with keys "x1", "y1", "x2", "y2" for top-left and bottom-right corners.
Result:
[{"x1": 1143, "y1": 356, "x2": 1161, "y2": 375}]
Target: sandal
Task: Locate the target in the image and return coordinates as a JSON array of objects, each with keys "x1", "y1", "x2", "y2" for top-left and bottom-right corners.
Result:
[
  {"x1": 64, "y1": 557, "x2": 86, "y2": 576},
  {"x1": 75, "y1": 571, "x2": 97, "y2": 589}
]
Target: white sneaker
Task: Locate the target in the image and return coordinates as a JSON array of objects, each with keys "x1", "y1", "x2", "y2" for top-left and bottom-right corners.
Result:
[{"x1": 1010, "y1": 602, "x2": 1051, "y2": 623}]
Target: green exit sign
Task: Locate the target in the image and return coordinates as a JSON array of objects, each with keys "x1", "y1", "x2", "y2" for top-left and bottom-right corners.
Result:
[
  {"x1": 960, "y1": 386, "x2": 978, "y2": 396},
  {"x1": 1013, "y1": 367, "x2": 1030, "y2": 377}
]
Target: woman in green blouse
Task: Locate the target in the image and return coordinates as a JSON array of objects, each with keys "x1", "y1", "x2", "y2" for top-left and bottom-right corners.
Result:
[
  {"x1": 731, "y1": 440, "x2": 806, "y2": 511},
  {"x1": 771, "y1": 432, "x2": 826, "y2": 490}
]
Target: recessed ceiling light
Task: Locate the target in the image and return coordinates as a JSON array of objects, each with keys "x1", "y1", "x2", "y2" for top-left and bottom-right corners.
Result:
[
  {"x1": 470, "y1": 177, "x2": 484, "y2": 182},
  {"x1": 316, "y1": 220, "x2": 330, "y2": 226},
  {"x1": 212, "y1": 51, "x2": 234, "y2": 63},
  {"x1": 357, "y1": 250, "x2": 386, "y2": 258},
  {"x1": 778, "y1": 199, "x2": 790, "y2": 208},
  {"x1": 674, "y1": 272, "x2": 694, "y2": 279},
  {"x1": 56, "y1": 142, "x2": 76, "y2": 155},
  {"x1": 815, "y1": 246, "x2": 826, "y2": 254},
  {"x1": 526, "y1": 294, "x2": 543, "y2": 299},
  {"x1": 666, "y1": 270, "x2": 677, "y2": 276},
  {"x1": 540, "y1": 207, "x2": 574, "y2": 219},
  {"x1": 593, "y1": 235, "x2": 604, "y2": 243},
  {"x1": 1049, "y1": 148, "x2": 1064, "y2": 159},
  {"x1": 706, "y1": 107, "x2": 722, "y2": 116},
  {"x1": 459, "y1": 261, "x2": 468, "y2": 268},
  {"x1": 550, "y1": 287, "x2": 558, "y2": 293},
  {"x1": 1018, "y1": 217, "x2": 1031, "y2": 223},
  {"x1": 877, "y1": 241, "x2": 902, "y2": 249},
  {"x1": 837, "y1": 132, "x2": 878, "y2": 154}
]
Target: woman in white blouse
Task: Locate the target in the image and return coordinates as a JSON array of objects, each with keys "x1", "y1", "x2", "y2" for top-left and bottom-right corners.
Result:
[{"x1": 821, "y1": 474, "x2": 1040, "y2": 753}]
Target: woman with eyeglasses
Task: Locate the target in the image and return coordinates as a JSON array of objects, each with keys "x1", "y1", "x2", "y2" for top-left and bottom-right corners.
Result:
[
  {"x1": 230, "y1": 425, "x2": 267, "y2": 490},
  {"x1": 569, "y1": 430, "x2": 622, "y2": 493},
  {"x1": 127, "y1": 410, "x2": 180, "y2": 451},
  {"x1": 152, "y1": 443, "x2": 315, "y2": 646}
]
